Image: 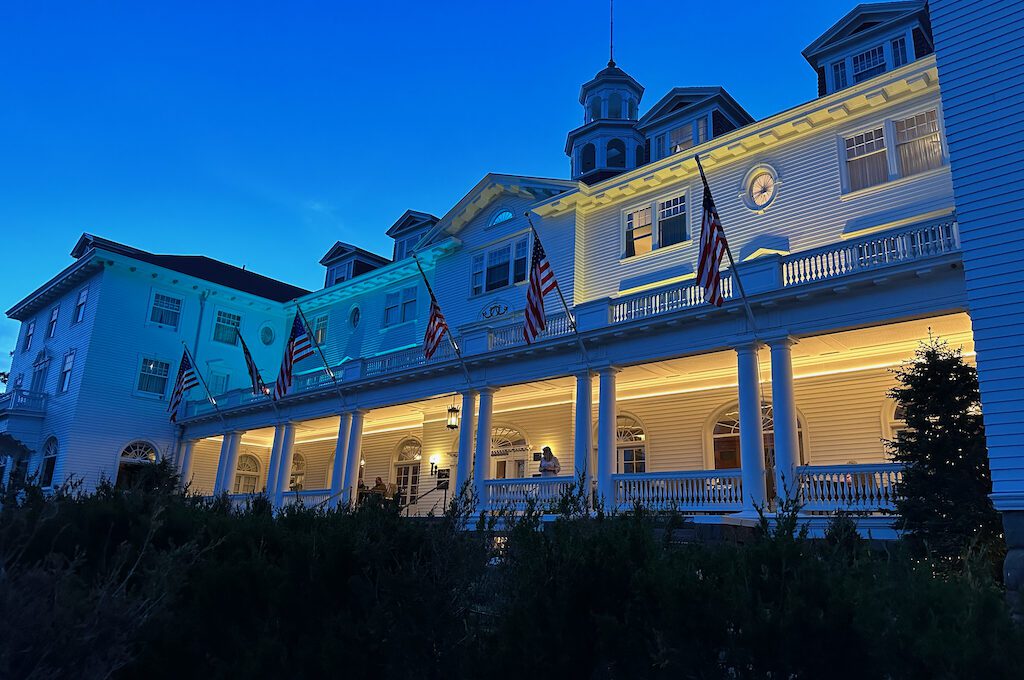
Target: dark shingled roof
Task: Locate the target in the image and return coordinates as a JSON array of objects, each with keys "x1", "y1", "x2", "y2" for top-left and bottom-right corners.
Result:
[{"x1": 71, "y1": 234, "x2": 309, "y2": 302}]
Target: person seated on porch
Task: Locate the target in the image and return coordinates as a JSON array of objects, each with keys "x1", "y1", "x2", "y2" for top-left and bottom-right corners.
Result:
[
  {"x1": 370, "y1": 476, "x2": 388, "y2": 494},
  {"x1": 538, "y1": 447, "x2": 561, "y2": 477}
]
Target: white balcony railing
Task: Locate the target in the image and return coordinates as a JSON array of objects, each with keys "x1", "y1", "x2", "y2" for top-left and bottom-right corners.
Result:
[
  {"x1": 0, "y1": 389, "x2": 47, "y2": 414},
  {"x1": 796, "y1": 463, "x2": 902, "y2": 513},
  {"x1": 783, "y1": 218, "x2": 959, "y2": 287},
  {"x1": 611, "y1": 277, "x2": 734, "y2": 324},
  {"x1": 365, "y1": 341, "x2": 457, "y2": 377},
  {"x1": 490, "y1": 312, "x2": 575, "y2": 350},
  {"x1": 483, "y1": 476, "x2": 575, "y2": 511},
  {"x1": 612, "y1": 469, "x2": 744, "y2": 512},
  {"x1": 280, "y1": 489, "x2": 333, "y2": 508}
]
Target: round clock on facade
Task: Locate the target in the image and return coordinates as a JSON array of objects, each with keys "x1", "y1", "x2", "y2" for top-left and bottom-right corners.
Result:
[{"x1": 749, "y1": 171, "x2": 776, "y2": 207}]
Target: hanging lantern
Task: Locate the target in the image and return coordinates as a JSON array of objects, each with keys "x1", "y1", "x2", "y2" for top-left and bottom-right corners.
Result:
[{"x1": 446, "y1": 401, "x2": 460, "y2": 430}]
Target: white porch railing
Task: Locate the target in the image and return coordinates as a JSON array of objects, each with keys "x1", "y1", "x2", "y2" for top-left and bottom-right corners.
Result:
[
  {"x1": 610, "y1": 277, "x2": 734, "y2": 324},
  {"x1": 612, "y1": 469, "x2": 744, "y2": 512},
  {"x1": 783, "y1": 218, "x2": 959, "y2": 287},
  {"x1": 796, "y1": 463, "x2": 902, "y2": 513},
  {"x1": 365, "y1": 341, "x2": 456, "y2": 376},
  {"x1": 0, "y1": 389, "x2": 47, "y2": 413},
  {"x1": 483, "y1": 476, "x2": 575, "y2": 511},
  {"x1": 280, "y1": 489, "x2": 333, "y2": 508},
  {"x1": 490, "y1": 312, "x2": 575, "y2": 350}
]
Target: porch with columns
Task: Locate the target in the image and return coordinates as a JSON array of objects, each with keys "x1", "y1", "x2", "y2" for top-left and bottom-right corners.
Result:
[{"x1": 179, "y1": 312, "x2": 972, "y2": 521}]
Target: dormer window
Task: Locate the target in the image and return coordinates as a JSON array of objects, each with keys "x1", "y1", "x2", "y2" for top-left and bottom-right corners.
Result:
[
  {"x1": 832, "y1": 61, "x2": 848, "y2": 90},
  {"x1": 394, "y1": 234, "x2": 421, "y2": 261},
  {"x1": 327, "y1": 261, "x2": 353, "y2": 287},
  {"x1": 852, "y1": 45, "x2": 886, "y2": 83}
]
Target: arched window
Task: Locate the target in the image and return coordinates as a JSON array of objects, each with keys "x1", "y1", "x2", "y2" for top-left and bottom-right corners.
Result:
[
  {"x1": 887, "y1": 403, "x2": 911, "y2": 439},
  {"x1": 711, "y1": 404, "x2": 805, "y2": 497},
  {"x1": 608, "y1": 93, "x2": 623, "y2": 119},
  {"x1": 234, "y1": 454, "x2": 261, "y2": 495},
  {"x1": 606, "y1": 139, "x2": 626, "y2": 168},
  {"x1": 39, "y1": 437, "x2": 58, "y2": 488},
  {"x1": 589, "y1": 97, "x2": 602, "y2": 122},
  {"x1": 616, "y1": 415, "x2": 646, "y2": 474},
  {"x1": 394, "y1": 438, "x2": 422, "y2": 505},
  {"x1": 491, "y1": 425, "x2": 530, "y2": 479},
  {"x1": 628, "y1": 98, "x2": 638, "y2": 119},
  {"x1": 489, "y1": 209, "x2": 514, "y2": 227},
  {"x1": 116, "y1": 440, "x2": 158, "y2": 489},
  {"x1": 635, "y1": 144, "x2": 645, "y2": 167},
  {"x1": 580, "y1": 143, "x2": 596, "y2": 174},
  {"x1": 289, "y1": 452, "x2": 306, "y2": 491}
]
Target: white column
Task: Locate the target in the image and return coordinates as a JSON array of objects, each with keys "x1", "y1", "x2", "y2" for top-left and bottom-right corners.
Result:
[
  {"x1": 212, "y1": 435, "x2": 229, "y2": 494},
  {"x1": 329, "y1": 413, "x2": 354, "y2": 508},
  {"x1": 736, "y1": 344, "x2": 767, "y2": 513},
  {"x1": 769, "y1": 337, "x2": 801, "y2": 502},
  {"x1": 271, "y1": 423, "x2": 296, "y2": 507},
  {"x1": 264, "y1": 424, "x2": 285, "y2": 495},
  {"x1": 472, "y1": 388, "x2": 496, "y2": 509},
  {"x1": 574, "y1": 372, "x2": 593, "y2": 504},
  {"x1": 455, "y1": 391, "x2": 477, "y2": 494},
  {"x1": 177, "y1": 439, "x2": 196, "y2": 489},
  {"x1": 342, "y1": 411, "x2": 365, "y2": 508},
  {"x1": 596, "y1": 367, "x2": 619, "y2": 512},
  {"x1": 219, "y1": 432, "x2": 243, "y2": 496}
]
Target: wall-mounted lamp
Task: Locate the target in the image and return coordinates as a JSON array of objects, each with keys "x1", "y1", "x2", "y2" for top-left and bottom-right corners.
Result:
[
  {"x1": 429, "y1": 453, "x2": 441, "y2": 476},
  {"x1": 447, "y1": 401, "x2": 460, "y2": 430},
  {"x1": 359, "y1": 458, "x2": 365, "y2": 468}
]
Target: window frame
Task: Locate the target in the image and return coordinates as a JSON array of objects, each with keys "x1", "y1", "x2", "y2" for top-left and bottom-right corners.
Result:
[
  {"x1": 382, "y1": 285, "x2": 418, "y2": 327},
  {"x1": 234, "y1": 453, "x2": 261, "y2": 495},
  {"x1": 326, "y1": 261, "x2": 354, "y2": 287},
  {"x1": 312, "y1": 314, "x2": 329, "y2": 345},
  {"x1": 134, "y1": 355, "x2": 172, "y2": 399},
  {"x1": 470, "y1": 234, "x2": 530, "y2": 296},
  {"x1": 826, "y1": 28, "x2": 917, "y2": 93},
  {"x1": 46, "y1": 306, "x2": 59, "y2": 339},
  {"x1": 208, "y1": 371, "x2": 230, "y2": 396},
  {"x1": 148, "y1": 289, "x2": 184, "y2": 330},
  {"x1": 621, "y1": 190, "x2": 691, "y2": 259},
  {"x1": 73, "y1": 287, "x2": 89, "y2": 324},
  {"x1": 58, "y1": 350, "x2": 75, "y2": 394},
  {"x1": 22, "y1": 321, "x2": 35, "y2": 353},
  {"x1": 212, "y1": 309, "x2": 242, "y2": 345},
  {"x1": 39, "y1": 437, "x2": 58, "y2": 488}
]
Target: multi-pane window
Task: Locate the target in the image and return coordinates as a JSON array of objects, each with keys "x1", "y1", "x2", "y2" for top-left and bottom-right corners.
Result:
[
  {"x1": 137, "y1": 357, "x2": 170, "y2": 396},
  {"x1": 669, "y1": 123, "x2": 694, "y2": 153},
  {"x1": 844, "y1": 127, "x2": 888, "y2": 192},
  {"x1": 471, "y1": 236, "x2": 529, "y2": 294},
  {"x1": 619, "y1": 447, "x2": 646, "y2": 474},
  {"x1": 657, "y1": 195, "x2": 687, "y2": 247},
  {"x1": 891, "y1": 36, "x2": 908, "y2": 67},
  {"x1": 832, "y1": 61, "x2": 849, "y2": 89},
  {"x1": 327, "y1": 261, "x2": 353, "y2": 287},
  {"x1": 73, "y1": 288, "x2": 89, "y2": 323},
  {"x1": 394, "y1": 234, "x2": 421, "y2": 261},
  {"x1": 697, "y1": 117, "x2": 708, "y2": 145},
  {"x1": 150, "y1": 293, "x2": 182, "y2": 329},
  {"x1": 624, "y1": 207, "x2": 653, "y2": 257},
  {"x1": 213, "y1": 310, "x2": 241, "y2": 344},
  {"x1": 47, "y1": 306, "x2": 59, "y2": 338},
  {"x1": 234, "y1": 454, "x2": 260, "y2": 495},
  {"x1": 40, "y1": 438, "x2": 58, "y2": 488},
  {"x1": 654, "y1": 134, "x2": 666, "y2": 161},
  {"x1": 852, "y1": 45, "x2": 886, "y2": 83},
  {"x1": 895, "y1": 110, "x2": 942, "y2": 177},
  {"x1": 58, "y1": 351, "x2": 75, "y2": 393},
  {"x1": 22, "y1": 321, "x2": 34, "y2": 352},
  {"x1": 383, "y1": 286, "x2": 417, "y2": 326},
  {"x1": 312, "y1": 314, "x2": 329, "y2": 345},
  {"x1": 209, "y1": 372, "x2": 229, "y2": 395}
]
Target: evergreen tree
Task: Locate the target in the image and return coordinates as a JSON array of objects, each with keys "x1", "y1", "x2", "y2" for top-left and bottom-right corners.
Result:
[{"x1": 887, "y1": 337, "x2": 1001, "y2": 566}]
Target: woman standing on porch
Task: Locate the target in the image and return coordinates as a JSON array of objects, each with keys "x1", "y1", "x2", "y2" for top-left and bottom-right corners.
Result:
[{"x1": 539, "y1": 447, "x2": 561, "y2": 477}]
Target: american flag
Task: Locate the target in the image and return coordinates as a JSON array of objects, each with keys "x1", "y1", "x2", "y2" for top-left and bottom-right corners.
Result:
[
  {"x1": 168, "y1": 350, "x2": 199, "y2": 423},
  {"x1": 423, "y1": 293, "x2": 449, "y2": 360},
  {"x1": 237, "y1": 331, "x2": 268, "y2": 396},
  {"x1": 273, "y1": 314, "x2": 315, "y2": 400},
  {"x1": 523, "y1": 234, "x2": 558, "y2": 344},
  {"x1": 696, "y1": 183, "x2": 728, "y2": 307}
]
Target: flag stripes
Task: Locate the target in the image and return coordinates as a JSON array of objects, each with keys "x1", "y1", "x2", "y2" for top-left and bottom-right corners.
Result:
[
  {"x1": 696, "y1": 184, "x2": 728, "y2": 307},
  {"x1": 523, "y1": 234, "x2": 558, "y2": 344},
  {"x1": 423, "y1": 294, "x2": 449, "y2": 360},
  {"x1": 274, "y1": 314, "x2": 315, "y2": 400},
  {"x1": 238, "y1": 331, "x2": 268, "y2": 396},
  {"x1": 168, "y1": 350, "x2": 199, "y2": 423}
]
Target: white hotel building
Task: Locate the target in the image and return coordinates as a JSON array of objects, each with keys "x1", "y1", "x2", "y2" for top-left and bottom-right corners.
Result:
[{"x1": 2, "y1": 0, "x2": 1023, "y2": 577}]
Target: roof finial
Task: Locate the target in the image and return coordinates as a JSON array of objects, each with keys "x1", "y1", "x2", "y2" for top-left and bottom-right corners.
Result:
[{"x1": 608, "y1": 0, "x2": 615, "y2": 67}]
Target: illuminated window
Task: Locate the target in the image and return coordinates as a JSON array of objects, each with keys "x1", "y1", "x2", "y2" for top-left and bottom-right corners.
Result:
[
  {"x1": 395, "y1": 439, "x2": 422, "y2": 505},
  {"x1": 895, "y1": 110, "x2": 942, "y2": 177},
  {"x1": 289, "y1": 452, "x2": 306, "y2": 491},
  {"x1": 213, "y1": 310, "x2": 241, "y2": 345},
  {"x1": 234, "y1": 454, "x2": 261, "y2": 495},
  {"x1": 844, "y1": 127, "x2": 888, "y2": 191},
  {"x1": 624, "y1": 206, "x2": 653, "y2": 257},
  {"x1": 616, "y1": 415, "x2": 647, "y2": 474},
  {"x1": 312, "y1": 314, "x2": 329, "y2": 345},
  {"x1": 711, "y1": 404, "x2": 805, "y2": 498}
]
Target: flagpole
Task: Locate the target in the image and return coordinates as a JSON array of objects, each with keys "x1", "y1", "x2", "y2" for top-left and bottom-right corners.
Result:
[
  {"x1": 180, "y1": 341, "x2": 227, "y2": 426},
  {"x1": 413, "y1": 255, "x2": 474, "y2": 386},
  {"x1": 524, "y1": 212, "x2": 593, "y2": 369},
  {"x1": 237, "y1": 329, "x2": 280, "y2": 417},
  {"x1": 293, "y1": 302, "x2": 346, "y2": 405},
  {"x1": 694, "y1": 155, "x2": 760, "y2": 338}
]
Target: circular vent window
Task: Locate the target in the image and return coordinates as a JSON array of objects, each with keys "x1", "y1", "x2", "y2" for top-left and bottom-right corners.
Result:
[
  {"x1": 259, "y1": 323, "x2": 276, "y2": 346},
  {"x1": 350, "y1": 306, "x2": 361, "y2": 328}
]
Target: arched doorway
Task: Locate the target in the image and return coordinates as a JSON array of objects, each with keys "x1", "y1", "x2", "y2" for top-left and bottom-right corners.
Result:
[
  {"x1": 394, "y1": 439, "x2": 422, "y2": 505},
  {"x1": 711, "y1": 404, "x2": 805, "y2": 500},
  {"x1": 490, "y1": 425, "x2": 530, "y2": 479},
  {"x1": 116, "y1": 440, "x2": 158, "y2": 488},
  {"x1": 233, "y1": 454, "x2": 260, "y2": 494}
]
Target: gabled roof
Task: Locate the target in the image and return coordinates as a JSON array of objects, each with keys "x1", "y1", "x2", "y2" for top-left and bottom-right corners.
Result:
[
  {"x1": 385, "y1": 209, "x2": 440, "y2": 238},
  {"x1": 637, "y1": 87, "x2": 754, "y2": 131},
  {"x1": 419, "y1": 173, "x2": 576, "y2": 245},
  {"x1": 69, "y1": 234, "x2": 309, "y2": 302},
  {"x1": 319, "y1": 241, "x2": 392, "y2": 267},
  {"x1": 802, "y1": 1, "x2": 927, "y2": 66}
]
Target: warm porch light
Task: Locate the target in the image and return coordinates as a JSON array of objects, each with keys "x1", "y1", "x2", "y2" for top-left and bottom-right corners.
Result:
[
  {"x1": 446, "y1": 402, "x2": 460, "y2": 430},
  {"x1": 429, "y1": 453, "x2": 440, "y2": 476}
]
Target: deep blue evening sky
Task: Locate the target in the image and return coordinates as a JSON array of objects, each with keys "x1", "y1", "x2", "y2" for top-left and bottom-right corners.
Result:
[{"x1": 1, "y1": 0, "x2": 855, "y2": 372}]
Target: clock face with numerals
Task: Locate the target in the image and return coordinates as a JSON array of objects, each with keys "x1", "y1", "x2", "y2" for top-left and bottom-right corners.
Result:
[{"x1": 749, "y1": 171, "x2": 776, "y2": 207}]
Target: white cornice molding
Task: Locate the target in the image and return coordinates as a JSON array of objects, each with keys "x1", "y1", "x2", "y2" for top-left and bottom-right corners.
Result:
[{"x1": 533, "y1": 57, "x2": 940, "y2": 218}]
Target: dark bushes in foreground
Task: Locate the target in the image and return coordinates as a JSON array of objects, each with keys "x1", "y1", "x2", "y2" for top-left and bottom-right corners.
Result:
[{"x1": 1, "y1": 466, "x2": 1021, "y2": 680}]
